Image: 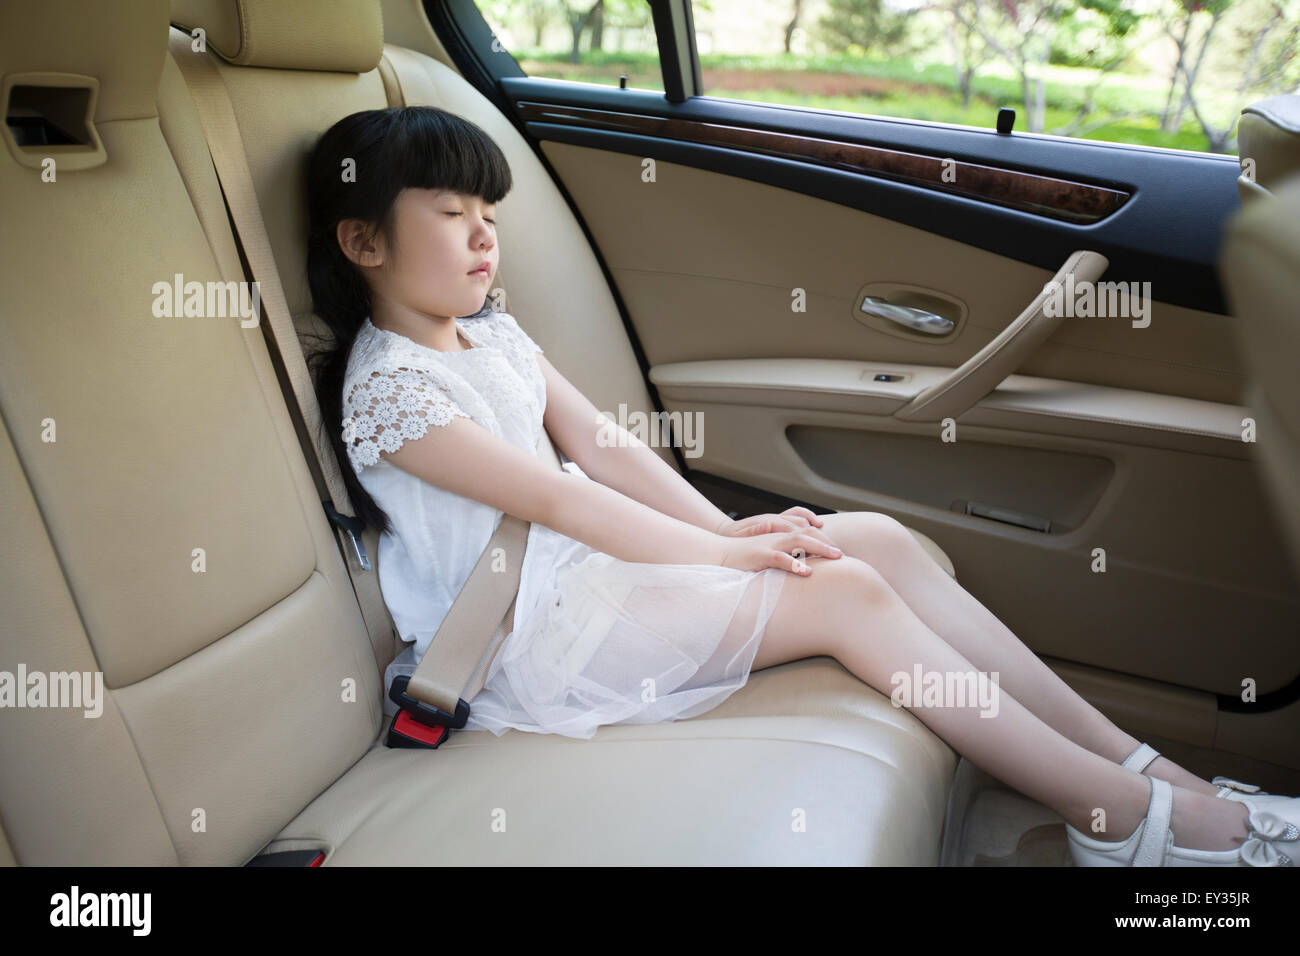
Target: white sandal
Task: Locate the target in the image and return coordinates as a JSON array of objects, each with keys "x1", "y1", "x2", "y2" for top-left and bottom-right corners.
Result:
[
  {"x1": 1124, "y1": 741, "x2": 1297, "y2": 813},
  {"x1": 1065, "y1": 775, "x2": 1297, "y2": 866}
]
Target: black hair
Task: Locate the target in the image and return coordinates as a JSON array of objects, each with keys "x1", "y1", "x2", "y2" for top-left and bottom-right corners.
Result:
[{"x1": 303, "y1": 106, "x2": 513, "y2": 536}]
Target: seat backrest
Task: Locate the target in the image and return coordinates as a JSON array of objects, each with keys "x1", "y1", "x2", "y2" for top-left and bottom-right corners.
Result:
[
  {"x1": 1236, "y1": 94, "x2": 1300, "y2": 205},
  {"x1": 1219, "y1": 172, "x2": 1300, "y2": 580},
  {"x1": 0, "y1": 0, "x2": 382, "y2": 864}
]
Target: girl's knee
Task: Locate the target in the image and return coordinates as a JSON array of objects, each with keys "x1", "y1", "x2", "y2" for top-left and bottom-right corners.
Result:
[
  {"x1": 812, "y1": 553, "x2": 894, "y2": 602},
  {"x1": 867, "y1": 511, "x2": 914, "y2": 541},
  {"x1": 854, "y1": 512, "x2": 919, "y2": 557},
  {"x1": 827, "y1": 511, "x2": 925, "y2": 575},
  {"x1": 826, "y1": 510, "x2": 912, "y2": 549},
  {"x1": 787, "y1": 557, "x2": 895, "y2": 659}
]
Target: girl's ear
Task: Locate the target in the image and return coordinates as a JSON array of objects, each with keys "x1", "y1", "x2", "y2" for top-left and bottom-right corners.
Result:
[{"x1": 337, "y1": 219, "x2": 384, "y2": 268}]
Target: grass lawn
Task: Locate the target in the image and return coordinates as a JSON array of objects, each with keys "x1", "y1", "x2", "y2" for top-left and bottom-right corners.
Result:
[{"x1": 519, "y1": 50, "x2": 1236, "y2": 155}]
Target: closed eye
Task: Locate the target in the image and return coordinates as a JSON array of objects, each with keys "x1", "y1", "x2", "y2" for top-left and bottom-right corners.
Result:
[{"x1": 444, "y1": 211, "x2": 496, "y2": 225}]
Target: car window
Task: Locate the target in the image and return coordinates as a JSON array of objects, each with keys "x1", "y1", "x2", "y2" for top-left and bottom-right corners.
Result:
[
  {"x1": 474, "y1": 0, "x2": 665, "y2": 93},
  {"x1": 686, "y1": 0, "x2": 1300, "y2": 156}
]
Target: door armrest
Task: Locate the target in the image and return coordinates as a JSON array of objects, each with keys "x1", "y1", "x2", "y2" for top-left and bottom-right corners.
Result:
[{"x1": 892, "y1": 249, "x2": 1109, "y2": 423}]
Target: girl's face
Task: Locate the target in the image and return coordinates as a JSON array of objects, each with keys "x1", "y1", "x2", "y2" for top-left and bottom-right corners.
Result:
[{"x1": 375, "y1": 187, "x2": 498, "y2": 320}]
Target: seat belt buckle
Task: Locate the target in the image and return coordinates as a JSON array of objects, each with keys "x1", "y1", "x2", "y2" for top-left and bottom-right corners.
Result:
[
  {"x1": 385, "y1": 674, "x2": 471, "y2": 750},
  {"x1": 387, "y1": 710, "x2": 451, "y2": 749},
  {"x1": 323, "y1": 500, "x2": 371, "y2": 571}
]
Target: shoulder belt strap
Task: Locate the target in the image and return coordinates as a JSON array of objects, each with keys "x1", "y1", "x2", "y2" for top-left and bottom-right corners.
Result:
[{"x1": 170, "y1": 34, "x2": 396, "y2": 669}]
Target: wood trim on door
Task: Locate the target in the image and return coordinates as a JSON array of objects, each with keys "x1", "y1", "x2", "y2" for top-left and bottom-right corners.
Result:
[{"x1": 517, "y1": 101, "x2": 1131, "y2": 224}]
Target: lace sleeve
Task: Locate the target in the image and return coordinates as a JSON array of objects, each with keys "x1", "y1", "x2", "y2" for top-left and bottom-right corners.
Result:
[{"x1": 342, "y1": 365, "x2": 471, "y2": 472}]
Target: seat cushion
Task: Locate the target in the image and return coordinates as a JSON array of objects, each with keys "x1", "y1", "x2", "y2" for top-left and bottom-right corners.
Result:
[{"x1": 266, "y1": 657, "x2": 957, "y2": 865}]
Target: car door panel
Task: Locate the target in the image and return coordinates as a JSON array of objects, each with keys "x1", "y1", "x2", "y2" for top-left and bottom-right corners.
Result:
[
  {"x1": 543, "y1": 143, "x2": 1243, "y2": 401},
  {"x1": 529, "y1": 131, "x2": 1299, "y2": 704}
]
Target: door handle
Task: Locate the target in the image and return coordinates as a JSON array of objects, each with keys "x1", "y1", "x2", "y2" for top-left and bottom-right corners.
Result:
[
  {"x1": 860, "y1": 296, "x2": 955, "y2": 335},
  {"x1": 893, "y1": 249, "x2": 1110, "y2": 423}
]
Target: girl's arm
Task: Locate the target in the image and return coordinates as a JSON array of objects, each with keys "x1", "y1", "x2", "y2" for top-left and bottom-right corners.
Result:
[
  {"x1": 536, "y1": 354, "x2": 732, "y2": 534},
  {"x1": 381, "y1": 412, "x2": 728, "y2": 567}
]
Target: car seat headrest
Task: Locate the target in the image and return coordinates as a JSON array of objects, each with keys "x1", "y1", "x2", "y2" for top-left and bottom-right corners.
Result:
[
  {"x1": 1237, "y1": 94, "x2": 1300, "y2": 204},
  {"x1": 170, "y1": 0, "x2": 383, "y2": 74}
]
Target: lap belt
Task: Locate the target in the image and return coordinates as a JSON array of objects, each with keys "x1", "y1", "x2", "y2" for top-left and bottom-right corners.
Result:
[{"x1": 390, "y1": 433, "x2": 567, "y2": 749}]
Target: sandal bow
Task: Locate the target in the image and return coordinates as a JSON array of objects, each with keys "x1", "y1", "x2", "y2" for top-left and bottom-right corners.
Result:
[{"x1": 1239, "y1": 808, "x2": 1299, "y2": 867}]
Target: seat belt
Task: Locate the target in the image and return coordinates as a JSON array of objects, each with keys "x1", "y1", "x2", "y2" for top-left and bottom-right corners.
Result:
[
  {"x1": 170, "y1": 38, "x2": 396, "y2": 663},
  {"x1": 378, "y1": 43, "x2": 442, "y2": 113}
]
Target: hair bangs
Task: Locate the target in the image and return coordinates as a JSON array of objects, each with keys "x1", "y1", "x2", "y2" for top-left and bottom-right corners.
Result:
[{"x1": 386, "y1": 108, "x2": 513, "y2": 205}]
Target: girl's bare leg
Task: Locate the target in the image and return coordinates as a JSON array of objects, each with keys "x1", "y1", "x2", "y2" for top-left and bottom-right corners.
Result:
[
  {"x1": 751, "y1": 554, "x2": 1253, "y2": 851},
  {"x1": 814, "y1": 511, "x2": 1220, "y2": 797}
]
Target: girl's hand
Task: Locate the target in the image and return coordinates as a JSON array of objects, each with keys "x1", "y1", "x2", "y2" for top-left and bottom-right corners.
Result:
[
  {"x1": 718, "y1": 531, "x2": 842, "y2": 576},
  {"x1": 716, "y1": 508, "x2": 839, "y2": 551}
]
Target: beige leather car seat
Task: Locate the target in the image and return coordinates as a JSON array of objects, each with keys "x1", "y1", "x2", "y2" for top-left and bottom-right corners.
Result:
[
  {"x1": 0, "y1": 0, "x2": 956, "y2": 865},
  {"x1": 1221, "y1": 93, "x2": 1300, "y2": 581}
]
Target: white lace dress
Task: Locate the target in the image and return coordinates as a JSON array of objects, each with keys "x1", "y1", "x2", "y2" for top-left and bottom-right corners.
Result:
[{"x1": 342, "y1": 310, "x2": 787, "y2": 740}]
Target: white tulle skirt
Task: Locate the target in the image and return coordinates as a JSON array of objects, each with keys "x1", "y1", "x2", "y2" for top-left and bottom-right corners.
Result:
[{"x1": 462, "y1": 533, "x2": 788, "y2": 740}]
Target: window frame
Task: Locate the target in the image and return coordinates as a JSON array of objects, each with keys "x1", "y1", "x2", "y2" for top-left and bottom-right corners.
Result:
[{"x1": 651, "y1": 0, "x2": 701, "y2": 103}]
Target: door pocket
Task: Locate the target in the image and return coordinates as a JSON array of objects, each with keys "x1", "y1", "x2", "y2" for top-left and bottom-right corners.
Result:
[{"x1": 785, "y1": 425, "x2": 1113, "y2": 534}]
